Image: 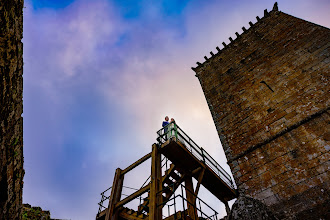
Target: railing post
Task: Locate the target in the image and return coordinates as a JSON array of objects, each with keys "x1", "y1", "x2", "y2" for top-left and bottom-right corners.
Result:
[
  {"x1": 201, "y1": 148, "x2": 206, "y2": 163},
  {"x1": 98, "y1": 194, "x2": 103, "y2": 214},
  {"x1": 174, "y1": 123, "x2": 178, "y2": 140},
  {"x1": 173, "y1": 189, "x2": 176, "y2": 218},
  {"x1": 181, "y1": 185, "x2": 186, "y2": 220}
]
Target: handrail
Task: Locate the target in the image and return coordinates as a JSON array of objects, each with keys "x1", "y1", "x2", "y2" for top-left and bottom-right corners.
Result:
[
  {"x1": 97, "y1": 185, "x2": 148, "y2": 215},
  {"x1": 177, "y1": 126, "x2": 233, "y2": 185},
  {"x1": 160, "y1": 187, "x2": 219, "y2": 220},
  {"x1": 100, "y1": 186, "x2": 112, "y2": 195},
  {"x1": 97, "y1": 186, "x2": 112, "y2": 214},
  {"x1": 164, "y1": 194, "x2": 216, "y2": 220},
  {"x1": 157, "y1": 122, "x2": 235, "y2": 189},
  {"x1": 180, "y1": 183, "x2": 218, "y2": 216},
  {"x1": 156, "y1": 176, "x2": 219, "y2": 219},
  {"x1": 98, "y1": 156, "x2": 175, "y2": 215}
]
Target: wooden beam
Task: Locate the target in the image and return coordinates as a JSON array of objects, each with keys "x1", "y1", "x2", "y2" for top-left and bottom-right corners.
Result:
[
  {"x1": 96, "y1": 209, "x2": 107, "y2": 219},
  {"x1": 105, "y1": 168, "x2": 124, "y2": 220},
  {"x1": 194, "y1": 168, "x2": 205, "y2": 196},
  {"x1": 122, "y1": 152, "x2": 152, "y2": 175},
  {"x1": 149, "y1": 144, "x2": 162, "y2": 220},
  {"x1": 115, "y1": 184, "x2": 150, "y2": 209},
  {"x1": 191, "y1": 167, "x2": 202, "y2": 175},
  {"x1": 185, "y1": 176, "x2": 198, "y2": 220}
]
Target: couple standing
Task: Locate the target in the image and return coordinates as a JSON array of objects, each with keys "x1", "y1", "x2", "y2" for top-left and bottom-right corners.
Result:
[
  {"x1": 162, "y1": 116, "x2": 175, "y2": 128},
  {"x1": 162, "y1": 116, "x2": 176, "y2": 139}
]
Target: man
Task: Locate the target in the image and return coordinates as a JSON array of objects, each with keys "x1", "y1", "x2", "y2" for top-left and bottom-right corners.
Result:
[
  {"x1": 162, "y1": 116, "x2": 169, "y2": 139},
  {"x1": 162, "y1": 116, "x2": 169, "y2": 127},
  {"x1": 162, "y1": 116, "x2": 169, "y2": 128}
]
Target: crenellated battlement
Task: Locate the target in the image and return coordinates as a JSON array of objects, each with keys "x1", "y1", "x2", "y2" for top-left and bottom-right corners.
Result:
[{"x1": 192, "y1": 2, "x2": 279, "y2": 72}]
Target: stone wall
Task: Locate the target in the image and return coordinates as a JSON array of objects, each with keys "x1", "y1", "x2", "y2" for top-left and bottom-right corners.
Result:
[
  {"x1": 193, "y1": 5, "x2": 329, "y2": 220},
  {"x1": 0, "y1": 0, "x2": 24, "y2": 219}
]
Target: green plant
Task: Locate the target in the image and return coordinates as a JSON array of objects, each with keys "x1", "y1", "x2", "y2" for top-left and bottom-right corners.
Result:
[{"x1": 22, "y1": 211, "x2": 28, "y2": 220}]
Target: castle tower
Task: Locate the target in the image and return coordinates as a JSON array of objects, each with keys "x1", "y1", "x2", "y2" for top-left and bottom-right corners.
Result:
[{"x1": 192, "y1": 4, "x2": 329, "y2": 219}]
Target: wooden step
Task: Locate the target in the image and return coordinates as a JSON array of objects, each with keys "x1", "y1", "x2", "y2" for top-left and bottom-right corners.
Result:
[
  {"x1": 163, "y1": 177, "x2": 175, "y2": 186},
  {"x1": 119, "y1": 208, "x2": 148, "y2": 220},
  {"x1": 164, "y1": 164, "x2": 175, "y2": 175},
  {"x1": 162, "y1": 186, "x2": 173, "y2": 195},
  {"x1": 126, "y1": 209, "x2": 134, "y2": 215},
  {"x1": 170, "y1": 171, "x2": 181, "y2": 181}
]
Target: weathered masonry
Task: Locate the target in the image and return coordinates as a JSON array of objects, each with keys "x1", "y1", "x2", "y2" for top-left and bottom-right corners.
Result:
[
  {"x1": 192, "y1": 3, "x2": 329, "y2": 219},
  {"x1": 0, "y1": 0, "x2": 24, "y2": 219},
  {"x1": 96, "y1": 123, "x2": 237, "y2": 220}
]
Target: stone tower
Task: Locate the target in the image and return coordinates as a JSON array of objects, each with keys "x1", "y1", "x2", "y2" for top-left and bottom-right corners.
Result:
[
  {"x1": 0, "y1": 0, "x2": 24, "y2": 219},
  {"x1": 192, "y1": 4, "x2": 329, "y2": 219}
]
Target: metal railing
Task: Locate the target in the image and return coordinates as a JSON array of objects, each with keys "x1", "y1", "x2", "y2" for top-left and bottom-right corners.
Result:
[
  {"x1": 157, "y1": 122, "x2": 235, "y2": 189},
  {"x1": 97, "y1": 186, "x2": 146, "y2": 215},
  {"x1": 158, "y1": 183, "x2": 219, "y2": 220},
  {"x1": 98, "y1": 186, "x2": 112, "y2": 215},
  {"x1": 98, "y1": 183, "x2": 219, "y2": 219},
  {"x1": 98, "y1": 157, "x2": 174, "y2": 215}
]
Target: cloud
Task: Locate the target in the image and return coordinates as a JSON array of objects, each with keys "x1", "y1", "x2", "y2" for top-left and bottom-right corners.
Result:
[{"x1": 23, "y1": 0, "x2": 330, "y2": 219}]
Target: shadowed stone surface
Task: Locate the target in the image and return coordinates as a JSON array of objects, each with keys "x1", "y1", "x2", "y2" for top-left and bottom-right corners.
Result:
[
  {"x1": 229, "y1": 195, "x2": 278, "y2": 220},
  {"x1": 0, "y1": 0, "x2": 24, "y2": 219}
]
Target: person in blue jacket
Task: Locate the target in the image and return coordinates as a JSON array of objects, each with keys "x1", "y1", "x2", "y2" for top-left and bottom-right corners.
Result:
[{"x1": 162, "y1": 116, "x2": 169, "y2": 139}]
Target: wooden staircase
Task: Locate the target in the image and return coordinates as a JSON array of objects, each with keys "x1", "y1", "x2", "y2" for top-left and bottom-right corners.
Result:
[{"x1": 138, "y1": 163, "x2": 185, "y2": 215}]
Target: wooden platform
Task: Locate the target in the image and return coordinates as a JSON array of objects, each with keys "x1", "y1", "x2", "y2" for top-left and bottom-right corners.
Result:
[{"x1": 160, "y1": 139, "x2": 237, "y2": 202}]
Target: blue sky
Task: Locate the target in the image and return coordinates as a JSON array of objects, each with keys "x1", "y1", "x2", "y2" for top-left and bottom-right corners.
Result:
[{"x1": 23, "y1": 0, "x2": 330, "y2": 219}]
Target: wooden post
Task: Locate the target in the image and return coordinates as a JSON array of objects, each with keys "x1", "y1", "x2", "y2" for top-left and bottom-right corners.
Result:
[
  {"x1": 194, "y1": 168, "x2": 205, "y2": 197},
  {"x1": 105, "y1": 168, "x2": 124, "y2": 220},
  {"x1": 201, "y1": 148, "x2": 206, "y2": 163},
  {"x1": 149, "y1": 144, "x2": 162, "y2": 220},
  {"x1": 185, "y1": 176, "x2": 198, "y2": 220}
]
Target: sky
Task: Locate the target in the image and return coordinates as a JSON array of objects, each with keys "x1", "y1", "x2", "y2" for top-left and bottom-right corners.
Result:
[{"x1": 22, "y1": 0, "x2": 330, "y2": 219}]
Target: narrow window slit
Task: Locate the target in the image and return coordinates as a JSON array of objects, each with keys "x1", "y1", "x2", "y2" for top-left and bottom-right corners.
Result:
[{"x1": 260, "y1": 80, "x2": 274, "y2": 92}]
